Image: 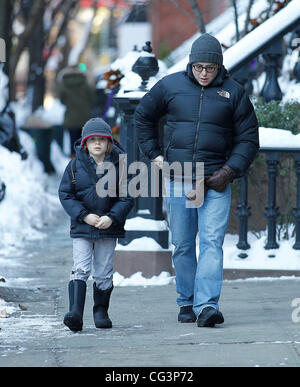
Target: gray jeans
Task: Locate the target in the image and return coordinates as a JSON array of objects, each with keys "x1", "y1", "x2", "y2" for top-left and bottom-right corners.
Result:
[{"x1": 71, "y1": 238, "x2": 117, "y2": 290}]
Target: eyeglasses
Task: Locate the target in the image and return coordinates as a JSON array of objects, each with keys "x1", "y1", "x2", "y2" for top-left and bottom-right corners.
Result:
[{"x1": 192, "y1": 64, "x2": 218, "y2": 73}]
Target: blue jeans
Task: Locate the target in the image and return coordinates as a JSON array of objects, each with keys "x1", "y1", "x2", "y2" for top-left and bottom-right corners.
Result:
[{"x1": 166, "y1": 180, "x2": 231, "y2": 318}]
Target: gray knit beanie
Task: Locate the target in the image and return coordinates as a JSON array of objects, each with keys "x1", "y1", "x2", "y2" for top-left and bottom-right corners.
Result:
[
  {"x1": 81, "y1": 117, "x2": 113, "y2": 147},
  {"x1": 189, "y1": 33, "x2": 223, "y2": 65}
]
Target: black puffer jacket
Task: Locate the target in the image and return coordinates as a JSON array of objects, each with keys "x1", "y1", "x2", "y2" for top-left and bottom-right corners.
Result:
[
  {"x1": 58, "y1": 140, "x2": 133, "y2": 239},
  {"x1": 135, "y1": 64, "x2": 259, "y2": 178}
]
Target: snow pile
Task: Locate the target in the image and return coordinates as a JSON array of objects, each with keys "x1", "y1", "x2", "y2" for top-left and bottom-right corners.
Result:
[
  {"x1": 0, "y1": 298, "x2": 19, "y2": 319},
  {"x1": 35, "y1": 98, "x2": 66, "y2": 127},
  {"x1": 113, "y1": 271, "x2": 175, "y2": 287},
  {"x1": 112, "y1": 49, "x2": 168, "y2": 97},
  {"x1": 223, "y1": 231, "x2": 300, "y2": 271},
  {"x1": 259, "y1": 127, "x2": 300, "y2": 149},
  {"x1": 282, "y1": 79, "x2": 300, "y2": 105},
  {"x1": 0, "y1": 131, "x2": 61, "y2": 253},
  {"x1": 125, "y1": 216, "x2": 168, "y2": 231},
  {"x1": 116, "y1": 236, "x2": 165, "y2": 251}
]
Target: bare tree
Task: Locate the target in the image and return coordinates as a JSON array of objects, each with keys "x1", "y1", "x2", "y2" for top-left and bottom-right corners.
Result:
[
  {"x1": 188, "y1": 0, "x2": 206, "y2": 34},
  {"x1": 6, "y1": 0, "x2": 78, "y2": 103},
  {"x1": 43, "y1": 0, "x2": 77, "y2": 68},
  {"x1": 67, "y1": 0, "x2": 98, "y2": 66},
  {"x1": 265, "y1": 0, "x2": 276, "y2": 19},
  {"x1": 9, "y1": 1, "x2": 45, "y2": 100},
  {"x1": 167, "y1": 0, "x2": 206, "y2": 33},
  {"x1": 232, "y1": 0, "x2": 240, "y2": 41},
  {"x1": 244, "y1": 0, "x2": 255, "y2": 36}
]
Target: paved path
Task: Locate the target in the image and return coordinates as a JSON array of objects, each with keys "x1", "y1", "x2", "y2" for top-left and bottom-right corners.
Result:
[{"x1": 1, "y1": 182, "x2": 300, "y2": 367}]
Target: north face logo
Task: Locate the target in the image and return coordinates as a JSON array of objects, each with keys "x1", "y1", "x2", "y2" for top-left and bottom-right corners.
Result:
[{"x1": 217, "y1": 90, "x2": 230, "y2": 99}]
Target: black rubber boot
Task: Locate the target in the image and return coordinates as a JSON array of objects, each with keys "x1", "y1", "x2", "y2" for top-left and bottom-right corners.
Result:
[
  {"x1": 178, "y1": 305, "x2": 197, "y2": 323},
  {"x1": 197, "y1": 306, "x2": 224, "y2": 327},
  {"x1": 93, "y1": 282, "x2": 113, "y2": 328},
  {"x1": 63, "y1": 280, "x2": 86, "y2": 332}
]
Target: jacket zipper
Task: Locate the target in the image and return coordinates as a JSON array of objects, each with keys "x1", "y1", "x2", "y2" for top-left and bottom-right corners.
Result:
[{"x1": 192, "y1": 86, "x2": 204, "y2": 178}]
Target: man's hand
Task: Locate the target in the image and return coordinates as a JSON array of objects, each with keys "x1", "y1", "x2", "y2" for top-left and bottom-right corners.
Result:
[
  {"x1": 205, "y1": 165, "x2": 234, "y2": 192},
  {"x1": 83, "y1": 214, "x2": 101, "y2": 226},
  {"x1": 95, "y1": 216, "x2": 113, "y2": 230},
  {"x1": 152, "y1": 155, "x2": 164, "y2": 169},
  {"x1": 185, "y1": 178, "x2": 209, "y2": 207}
]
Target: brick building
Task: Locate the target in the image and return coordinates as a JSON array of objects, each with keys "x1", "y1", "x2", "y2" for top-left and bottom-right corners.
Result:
[{"x1": 148, "y1": 0, "x2": 229, "y2": 57}]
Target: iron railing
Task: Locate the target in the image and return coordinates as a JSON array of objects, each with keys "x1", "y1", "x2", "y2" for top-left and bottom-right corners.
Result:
[{"x1": 236, "y1": 146, "x2": 300, "y2": 253}]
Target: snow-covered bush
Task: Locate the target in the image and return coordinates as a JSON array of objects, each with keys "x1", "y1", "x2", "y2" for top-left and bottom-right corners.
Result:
[{"x1": 254, "y1": 97, "x2": 300, "y2": 134}]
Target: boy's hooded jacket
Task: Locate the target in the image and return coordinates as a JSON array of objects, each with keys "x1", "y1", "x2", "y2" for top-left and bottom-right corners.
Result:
[
  {"x1": 58, "y1": 140, "x2": 133, "y2": 239},
  {"x1": 135, "y1": 64, "x2": 259, "y2": 178}
]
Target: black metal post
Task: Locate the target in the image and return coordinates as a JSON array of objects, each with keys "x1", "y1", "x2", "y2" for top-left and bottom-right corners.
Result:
[
  {"x1": 260, "y1": 39, "x2": 283, "y2": 102},
  {"x1": 114, "y1": 95, "x2": 168, "y2": 248},
  {"x1": 236, "y1": 174, "x2": 251, "y2": 253},
  {"x1": 264, "y1": 151, "x2": 280, "y2": 249},
  {"x1": 231, "y1": 63, "x2": 253, "y2": 95},
  {"x1": 293, "y1": 152, "x2": 300, "y2": 249}
]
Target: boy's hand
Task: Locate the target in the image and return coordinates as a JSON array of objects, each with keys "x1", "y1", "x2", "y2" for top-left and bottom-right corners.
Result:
[
  {"x1": 95, "y1": 216, "x2": 113, "y2": 229},
  {"x1": 83, "y1": 214, "x2": 100, "y2": 226}
]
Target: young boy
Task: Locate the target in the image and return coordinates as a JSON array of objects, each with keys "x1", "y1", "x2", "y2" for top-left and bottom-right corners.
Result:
[{"x1": 59, "y1": 117, "x2": 133, "y2": 332}]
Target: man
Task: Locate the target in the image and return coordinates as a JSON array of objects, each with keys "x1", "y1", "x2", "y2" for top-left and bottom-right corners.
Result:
[
  {"x1": 58, "y1": 65, "x2": 94, "y2": 158},
  {"x1": 135, "y1": 33, "x2": 259, "y2": 327}
]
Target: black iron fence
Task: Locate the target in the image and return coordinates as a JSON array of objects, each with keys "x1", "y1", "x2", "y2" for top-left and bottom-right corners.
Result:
[{"x1": 236, "y1": 146, "x2": 300, "y2": 253}]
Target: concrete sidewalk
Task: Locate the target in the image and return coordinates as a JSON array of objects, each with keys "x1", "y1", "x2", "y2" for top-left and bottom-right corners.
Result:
[{"x1": 1, "y1": 212, "x2": 300, "y2": 367}]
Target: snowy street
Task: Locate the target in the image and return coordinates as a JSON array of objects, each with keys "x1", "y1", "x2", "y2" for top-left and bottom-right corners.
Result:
[{"x1": 1, "y1": 189, "x2": 300, "y2": 367}]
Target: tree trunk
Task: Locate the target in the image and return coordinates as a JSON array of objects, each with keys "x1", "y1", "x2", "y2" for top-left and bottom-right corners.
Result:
[
  {"x1": 232, "y1": 0, "x2": 240, "y2": 42},
  {"x1": 9, "y1": 0, "x2": 44, "y2": 101},
  {"x1": 67, "y1": 0, "x2": 97, "y2": 66},
  {"x1": 244, "y1": 0, "x2": 255, "y2": 36},
  {"x1": 188, "y1": 0, "x2": 206, "y2": 34}
]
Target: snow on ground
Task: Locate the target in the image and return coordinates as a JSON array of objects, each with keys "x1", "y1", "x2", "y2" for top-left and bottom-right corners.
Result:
[
  {"x1": 223, "y1": 231, "x2": 300, "y2": 271},
  {"x1": 113, "y1": 271, "x2": 174, "y2": 287},
  {"x1": 0, "y1": 131, "x2": 61, "y2": 253}
]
